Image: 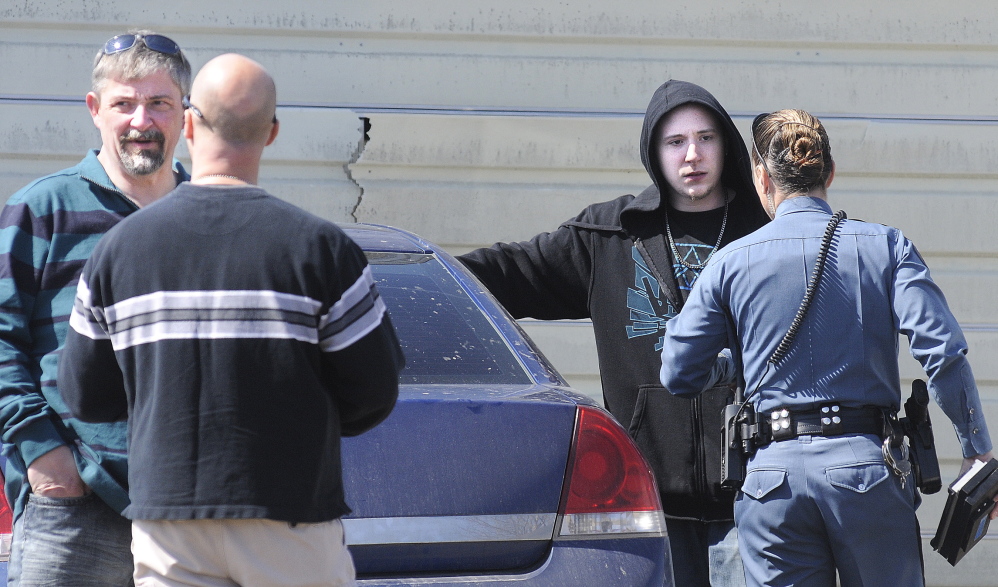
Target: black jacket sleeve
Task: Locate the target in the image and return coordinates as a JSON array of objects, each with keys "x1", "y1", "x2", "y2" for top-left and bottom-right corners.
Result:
[{"x1": 458, "y1": 223, "x2": 594, "y2": 320}]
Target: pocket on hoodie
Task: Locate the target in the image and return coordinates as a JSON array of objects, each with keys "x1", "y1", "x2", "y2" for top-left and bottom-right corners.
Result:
[{"x1": 628, "y1": 384, "x2": 696, "y2": 494}]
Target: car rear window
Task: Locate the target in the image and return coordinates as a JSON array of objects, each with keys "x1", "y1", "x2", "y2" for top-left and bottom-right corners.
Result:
[{"x1": 366, "y1": 252, "x2": 531, "y2": 385}]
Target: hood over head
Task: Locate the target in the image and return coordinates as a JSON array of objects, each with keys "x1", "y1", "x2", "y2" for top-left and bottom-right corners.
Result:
[{"x1": 635, "y1": 80, "x2": 767, "y2": 224}]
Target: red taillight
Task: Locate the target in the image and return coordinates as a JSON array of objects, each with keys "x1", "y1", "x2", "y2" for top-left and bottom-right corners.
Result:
[
  {"x1": 558, "y1": 406, "x2": 664, "y2": 537},
  {"x1": 0, "y1": 468, "x2": 11, "y2": 560}
]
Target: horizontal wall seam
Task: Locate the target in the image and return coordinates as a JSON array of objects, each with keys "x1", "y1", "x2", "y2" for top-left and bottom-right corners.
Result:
[{"x1": 6, "y1": 95, "x2": 998, "y2": 125}]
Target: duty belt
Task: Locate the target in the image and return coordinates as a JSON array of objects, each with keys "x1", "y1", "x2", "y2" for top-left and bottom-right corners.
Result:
[{"x1": 758, "y1": 404, "x2": 886, "y2": 446}]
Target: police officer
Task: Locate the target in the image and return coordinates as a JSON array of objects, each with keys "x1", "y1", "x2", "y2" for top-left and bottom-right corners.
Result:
[{"x1": 658, "y1": 108, "x2": 996, "y2": 587}]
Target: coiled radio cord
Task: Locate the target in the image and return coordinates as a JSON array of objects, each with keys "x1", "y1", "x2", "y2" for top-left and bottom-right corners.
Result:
[{"x1": 736, "y1": 209, "x2": 848, "y2": 413}]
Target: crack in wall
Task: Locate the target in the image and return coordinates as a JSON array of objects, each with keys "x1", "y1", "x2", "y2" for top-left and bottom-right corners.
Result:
[{"x1": 346, "y1": 116, "x2": 371, "y2": 222}]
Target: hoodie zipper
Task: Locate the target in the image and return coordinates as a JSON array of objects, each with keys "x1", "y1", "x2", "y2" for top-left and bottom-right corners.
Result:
[
  {"x1": 635, "y1": 236, "x2": 710, "y2": 506},
  {"x1": 691, "y1": 394, "x2": 707, "y2": 504}
]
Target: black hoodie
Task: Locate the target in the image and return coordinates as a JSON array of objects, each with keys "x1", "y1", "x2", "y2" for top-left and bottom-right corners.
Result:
[{"x1": 459, "y1": 80, "x2": 769, "y2": 521}]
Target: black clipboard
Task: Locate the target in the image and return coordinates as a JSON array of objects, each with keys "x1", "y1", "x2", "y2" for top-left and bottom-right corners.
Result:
[{"x1": 931, "y1": 458, "x2": 998, "y2": 566}]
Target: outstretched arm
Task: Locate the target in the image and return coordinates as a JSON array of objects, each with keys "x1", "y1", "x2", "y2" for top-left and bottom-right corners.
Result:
[{"x1": 459, "y1": 223, "x2": 593, "y2": 320}]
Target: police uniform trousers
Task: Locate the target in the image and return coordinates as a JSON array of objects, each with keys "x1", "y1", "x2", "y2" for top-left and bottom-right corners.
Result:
[{"x1": 734, "y1": 433, "x2": 922, "y2": 587}]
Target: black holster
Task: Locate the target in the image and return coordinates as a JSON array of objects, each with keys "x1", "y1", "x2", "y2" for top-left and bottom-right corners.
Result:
[
  {"x1": 720, "y1": 401, "x2": 746, "y2": 490},
  {"x1": 900, "y1": 379, "x2": 942, "y2": 494},
  {"x1": 720, "y1": 388, "x2": 758, "y2": 491}
]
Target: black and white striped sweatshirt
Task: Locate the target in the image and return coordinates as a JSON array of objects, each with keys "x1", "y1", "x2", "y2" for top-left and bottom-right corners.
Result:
[{"x1": 59, "y1": 182, "x2": 403, "y2": 523}]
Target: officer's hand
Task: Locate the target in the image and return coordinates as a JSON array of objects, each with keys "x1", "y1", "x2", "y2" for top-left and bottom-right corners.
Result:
[
  {"x1": 960, "y1": 452, "x2": 998, "y2": 520},
  {"x1": 26, "y1": 445, "x2": 88, "y2": 498},
  {"x1": 959, "y1": 452, "x2": 994, "y2": 477},
  {"x1": 702, "y1": 350, "x2": 736, "y2": 391}
]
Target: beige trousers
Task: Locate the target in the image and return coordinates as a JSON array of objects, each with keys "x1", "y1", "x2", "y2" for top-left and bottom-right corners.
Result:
[{"x1": 132, "y1": 518, "x2": 356, "y2": 587}]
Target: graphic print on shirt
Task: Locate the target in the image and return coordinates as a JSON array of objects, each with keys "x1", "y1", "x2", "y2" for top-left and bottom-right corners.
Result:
[
  {"x1": 672, "y1": 242, "x2": 712, "y2": 292},
  {"x1": 625, "y1": 246, "x2": 677, "y2": 351}
]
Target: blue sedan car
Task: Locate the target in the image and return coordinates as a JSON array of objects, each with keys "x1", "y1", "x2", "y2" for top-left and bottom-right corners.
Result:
[{"x1": 340, "y1": 224, "x2": 673, "y2": 586}]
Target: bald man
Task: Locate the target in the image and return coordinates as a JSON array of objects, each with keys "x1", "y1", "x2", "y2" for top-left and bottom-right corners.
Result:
[{"x1": 57, "y1": 54, "x2": 404, "y2": 587}]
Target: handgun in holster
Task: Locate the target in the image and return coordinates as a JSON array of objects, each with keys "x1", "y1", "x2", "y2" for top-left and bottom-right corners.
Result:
[
  {"x1": 900, "y1": 378, "x2": 942, "y2": 494},
  {"x1": 721, "y1": 386, "x2": 757, "y2": 491}
]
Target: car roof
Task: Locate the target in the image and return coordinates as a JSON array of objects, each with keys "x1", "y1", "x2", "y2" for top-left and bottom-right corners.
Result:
[{"x1": 340, "y1": 223, "x2": 433, "y2": 255}]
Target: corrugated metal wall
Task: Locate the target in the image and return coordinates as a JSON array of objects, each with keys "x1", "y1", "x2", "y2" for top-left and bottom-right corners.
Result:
[{"x1": 3, "y1": 3, "x2": 997, "y2": 583}]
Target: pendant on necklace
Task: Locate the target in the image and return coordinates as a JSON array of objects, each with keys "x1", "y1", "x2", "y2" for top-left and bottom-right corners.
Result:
[{"x1": 665, "y1": 199, "x2": 730, "y2": 271}]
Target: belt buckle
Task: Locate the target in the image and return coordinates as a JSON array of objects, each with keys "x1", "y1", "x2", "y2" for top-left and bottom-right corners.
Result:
[
  {"x1": 770, "y1": 408, "x2": 793, "y2": 441},
  {"x1": 819, "y1": 404, "x2": 844, "y2": 435}
]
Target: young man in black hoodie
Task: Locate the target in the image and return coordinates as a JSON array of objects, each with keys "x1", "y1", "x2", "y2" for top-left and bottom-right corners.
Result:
[{"x1": 459, "y1": 80, "x2": 770, "y2": 586}]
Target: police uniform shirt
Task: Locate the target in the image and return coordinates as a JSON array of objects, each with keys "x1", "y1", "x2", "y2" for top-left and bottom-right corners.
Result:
[{"x1": 659, "y1": 196, "x2": 991, "y2": 458}]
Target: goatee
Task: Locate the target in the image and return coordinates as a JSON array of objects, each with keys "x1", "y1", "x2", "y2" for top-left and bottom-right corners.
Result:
[{"x1": 118, "y1": 129, "x2": 166, "y2": 176}]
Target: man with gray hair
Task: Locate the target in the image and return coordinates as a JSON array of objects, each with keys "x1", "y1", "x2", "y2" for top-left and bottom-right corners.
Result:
[{"x1": 0, "y1": 31, "x2": 191, "y2": 585}]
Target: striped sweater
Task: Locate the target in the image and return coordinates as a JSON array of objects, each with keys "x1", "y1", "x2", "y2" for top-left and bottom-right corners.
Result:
[
  {"x1": 59, "y1": 182, "x2": 403, "y2": 522},
  {"x1": 0, "y1": 150, "x2": 188, "y2": 520}
]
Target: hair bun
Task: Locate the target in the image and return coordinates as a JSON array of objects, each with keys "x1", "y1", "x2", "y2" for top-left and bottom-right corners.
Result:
[
  {"x1": 790, "y1": 135, "x2": 824, "y2": 173},
  {"x1": 753, "y1": 110, "x2": 833, "y2": 195}
]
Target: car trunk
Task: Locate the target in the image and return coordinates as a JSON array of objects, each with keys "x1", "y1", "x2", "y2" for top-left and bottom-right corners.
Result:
[{"x1": 340, "y1": 386, "x2": 577, "y2": 577}]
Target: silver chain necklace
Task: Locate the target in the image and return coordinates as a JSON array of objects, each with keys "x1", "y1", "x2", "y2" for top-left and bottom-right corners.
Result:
[
  {"x1": 665, "y1": 198, "x2": 729, "y2": 271},
  {"x1": 194, "y1": 173, "x2": 249, "y2": 183}
]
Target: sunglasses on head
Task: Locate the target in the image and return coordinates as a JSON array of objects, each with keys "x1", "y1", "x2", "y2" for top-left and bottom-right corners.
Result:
[
  {"x1": 102, "y1": 33, "x2": 181, "y2": 57},
  {"x1": 752, "y1": 112, "x2": 768, "y2": 131},
  {"x1": 751, "y1": 112, "x2": 773, "y2": 172}
]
